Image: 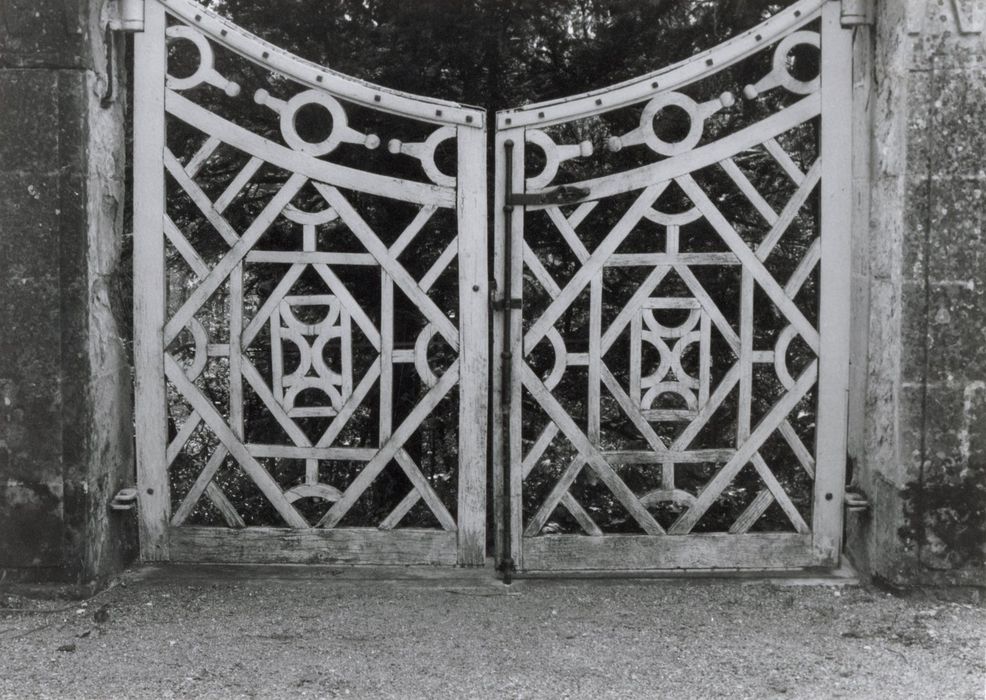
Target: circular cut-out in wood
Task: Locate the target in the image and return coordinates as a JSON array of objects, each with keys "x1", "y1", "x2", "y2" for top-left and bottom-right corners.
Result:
[
  {"x1": 165, "y1": 26, "x2": 241, "y2": 96},
  {"x1": 743, "y1": 31, "x2": 820, "y2": 99}
]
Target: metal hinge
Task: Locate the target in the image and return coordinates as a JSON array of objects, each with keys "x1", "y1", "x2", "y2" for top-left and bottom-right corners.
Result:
[
  {"x1": 490, "y1": 296, "x2": 522, "y2": 311},
  {"x1": 841, "y1": 0, "x2": 874, "y2": 27},
  {"x1": 507, "y1": 185, "x2": 591, "y2": 207},
  {"x1": 844, "y1": 489, "x2": 871, "y2": 513},
  {"x1": 109, "y1": 0, "x2": 145, "y2": 32},
  {"x1": 110, "y1": 488, "x2": 139, "y2": 512}
]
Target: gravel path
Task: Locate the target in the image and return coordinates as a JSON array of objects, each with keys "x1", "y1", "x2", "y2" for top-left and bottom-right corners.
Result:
[{"x1": 1, "y1": 566, "x2": 983, "y2": 699}]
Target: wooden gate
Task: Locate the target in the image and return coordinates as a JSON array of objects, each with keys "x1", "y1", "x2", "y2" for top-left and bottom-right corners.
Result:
[
  {"x1": 492, "y1": 0, "x2": 852, "y2": 573},
  {"x1": 133, "y1": 0, "x2": 488, "y2": 565},
  {"x1": 134, "y1": 0, "x2": 854, "y2": 572}
]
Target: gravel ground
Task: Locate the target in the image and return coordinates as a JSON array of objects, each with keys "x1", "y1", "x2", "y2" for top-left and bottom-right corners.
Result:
[{"x1": 0, "y1": 565, "x2": 983, "y2": 699}]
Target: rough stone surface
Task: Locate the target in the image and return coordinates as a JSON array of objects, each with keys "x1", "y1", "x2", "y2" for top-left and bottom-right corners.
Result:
[
  {"x1": 0, "y1": 0, "x2": 136, "y2": 583},
  {"x1": 848, "y1": 0, "x2": 986, "y2": 584}
]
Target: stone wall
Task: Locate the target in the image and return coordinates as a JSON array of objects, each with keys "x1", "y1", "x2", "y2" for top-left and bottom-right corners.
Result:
[
  {"x1": 0, "y1": 0, "x2": 136, "y2": 585},
  {"x1": 847, "y1": 0, "x2": 986, "y2": 585}
]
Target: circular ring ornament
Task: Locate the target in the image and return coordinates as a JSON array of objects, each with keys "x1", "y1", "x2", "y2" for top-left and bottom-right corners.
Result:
[
  {"x1": 165, "y1": 26, "x2": 241, "y2": 97},
  {"x1": 388, "y1": 126, "x2": 457, "y2": 187},
  {"x1": 743, "y1": 31, "x2": 821, "y2": 100},
  {"x1": 256, "y1": 89, "x2": 372, "y2": 157}
]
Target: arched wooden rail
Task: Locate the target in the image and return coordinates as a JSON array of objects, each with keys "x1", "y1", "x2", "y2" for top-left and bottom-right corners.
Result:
[{"x1": 133, "y1": 0, "x2": 852, "y2": 572}]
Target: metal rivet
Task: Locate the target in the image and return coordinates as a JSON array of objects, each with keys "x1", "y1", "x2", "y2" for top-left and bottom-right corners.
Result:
[
  {"x1": 505, "y1": 118, "x2": 512, "y2": 125},
  {"x1": 194, "y1": 14, "x2": 202, "y2": 21},
  {"x1": 262, "y1": 51, "x2": 269, "y2": 59},
  {"x1": 651, "y1": 81, "x2": 659, "y2": 89},
  {"x1": 220, "y1": 29, "x2": 228, "y2": 36},
  {"x1": 755, "y1": 34, "x2": 762, "y2": 41},
  {"x1": 794, "y1": 10, "x2": 801, "y2": 17},
  {"x1": 374, "y1": 94, "x2": 381, "y2": 102},
  {"x1": 472, "y1": 285, "x2": 480, "y2": 292},
  {"x1": 316, "y1": 75, "x2": 323, "y2": 82},
  {"x1": 595, "y1": 98, "x2": 603, "y2": 106},
  {"x1": 436, "y1": 109, "x2": 443, "y2": 117},
  {"x1": 466, "y1": 115, "x2": 474, "y2": 123},
  {"x1": 538, "y1": 111, "x2": 545, "y2": 119},
  {"x1": 706, "y1": 58, "x2": 714, "y2": 66},
  {"x1": 825, "y1": 493, "x2": 833, "y2": 501},
  {"x1": 147, "y1": 488, "x2": 155, "y2": 495}
]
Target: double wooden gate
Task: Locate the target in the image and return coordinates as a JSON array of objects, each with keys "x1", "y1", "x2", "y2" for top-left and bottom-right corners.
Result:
[{"x1": 135, "y1": 0, "x2": 852, "y2": 573}]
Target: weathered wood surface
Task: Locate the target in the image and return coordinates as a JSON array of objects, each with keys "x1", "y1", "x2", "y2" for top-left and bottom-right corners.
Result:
[
  {"x1": 522, "y1": 533, "x2": 816, "y2": 571},
  {"x1": 170, "y1": 527, "x2": 457, "y2": 566}
]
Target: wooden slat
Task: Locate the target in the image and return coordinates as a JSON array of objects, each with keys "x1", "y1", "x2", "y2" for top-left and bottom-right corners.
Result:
[
  {"x1": 185, "y1": 135, "x2": 222, "y2": 178},
  {"x1": 605, "y1": 253, "x2": 740, "y2": 266},
  {"x1": 169, "y1": 527, "x2": 458, "y2": 566},
  {"x1": 133, "y1": 1, "x2": 170, "y2": 560},
  {"x1": 165, "y1": 174, "x2": 307, "y2": 344},
  {"x1": 167, "y1": 92, "x2": 457, "y2": 208},
  {"x1": 312, "y1": 263, "x2": 382, "y2": 351},
  {"x1": 163, "y1": 149, "x2": 239, "y2": 246},
  {"x1": 204, "y1": 482, "x2": 246, "y2": 528},
  {"x1": 389, "y1": 206, "x2": 438, "y2": 257},
  {"x1": 419, "y1": 237, "x2": 458, "y2": 292},
  {"x1": 165, "y1": 355, "x2": 309, "y2": 528},
  {"x1": 214, "y1": 156, "x2": 263, "y2": 213},
  {"x1": 587, "y1": 275, "x2": 602, "y2": 444},
  {"x1": 677, "y1": 175, "x2": 820, "y2": 353},
  {"x1": 755, "y1": 160, "x2": 822, "y2": 261},
  {"x1": 171, "y1": 445, "x2": 229, "y2": 527},
  {"x1": 394, "y1": 450, "x2": 457, "y2": 532},
  {"x1": 166, "y1": 410, "x2": 201, "y2": 466},
  {"x1": 246, "y1": 444, "x2": 377, "y2": 460},
  {"x1": 525, "y1": 184, "x2": 665, "y2": 353},
  {"x1": 520, "y1": 96, "x2": 819, "y2": 206},
  {"x1": 522, "y1": 533, "x2": 816, "y2": 571},
  {"x1": 316, "y1": 184, "x2": 459, "y2": 350},
  {"x1": 522, "y1": 365, "x2": 665, "y2": 535},
  {"x1": 315, "y1": 361, "x2": 382, "y2": 448},
  {"x1": 378, "y1": 490, "x2": 420, "y2": 531},
  {"x1": 764, "y1": 138, "x2": 806, "y2": 184},
  {"x1": 729, "y1": 489, "x2": 774, "y2": 534},
  {"x1": 455, "y1": 124, "x2": 489, "y2": 565},
  {"x1": 719, "y1": 157, "x2": 779, "y2": 225},
  {"x1": 669, "y1": 361, "x2": 817, "y2": 534},
  {"x1": 523, "y1": 243, "x2": 562, "y2": 298},
  {"x1": 241, "y1": 264, "x2": 305, "y2": 348},
  {"x1": 738, "y1": 269, "x2": 754, "y2": 442},
  {"x1": 163, "y1": 217, "x2": 209, "y2": 279},
  {"x1": 812, "y1": 4, "x2": 853, "y2": 566},
  {"x1": 317, "y1": 361, "x2": 460, "y2": 528},
  {"x1": 785, "y1": 238, "x2": 821, "y2": 297},
  {"x1": 495, "y1": 0, "x2": 823, "y2": 128},
  {"x1": 244, "y1": 251, "x2": 377, "y2": 265}
]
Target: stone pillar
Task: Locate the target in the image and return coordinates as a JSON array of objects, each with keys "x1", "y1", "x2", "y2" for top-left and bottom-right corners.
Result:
[
  {"x1": 0, "y1": 0, "x2": 136, "y2": 585},
  {"x1": 848, "y1": 0, "x2": 986, "y2": 585}
]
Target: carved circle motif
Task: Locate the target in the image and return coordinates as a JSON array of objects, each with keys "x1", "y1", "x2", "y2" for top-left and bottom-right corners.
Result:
[
  {"x1": 743, "y1": 31, "x2": 821, "y2": 99},
  {"x1": 255, "y1": 88, "x2": 379, "y2": 157},
  {"x1": 524, "y1": 130, "x2": 594, "y2": 190},
  {"x1": 165, "y1": 26, "x2": 241, "y2": 97},
  {"x1": 388, "y1": 126, "x2": 457, "y2": 187},
  {"x1": 608, "y1": 91, "x2": 735, "y2": 157}
]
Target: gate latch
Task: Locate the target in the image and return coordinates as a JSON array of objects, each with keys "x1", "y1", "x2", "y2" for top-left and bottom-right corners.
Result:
[{"x1": 507, "y1": 185, "x2": 591, "y2": 207}]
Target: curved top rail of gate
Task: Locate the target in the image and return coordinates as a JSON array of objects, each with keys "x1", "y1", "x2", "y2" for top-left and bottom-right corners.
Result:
[
  {"x1": 496, "y1": 0, "x2": 826, "y2": 129},
  {"x1": 158, "y1": 0, "x2": 484, "y2": 128}
]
